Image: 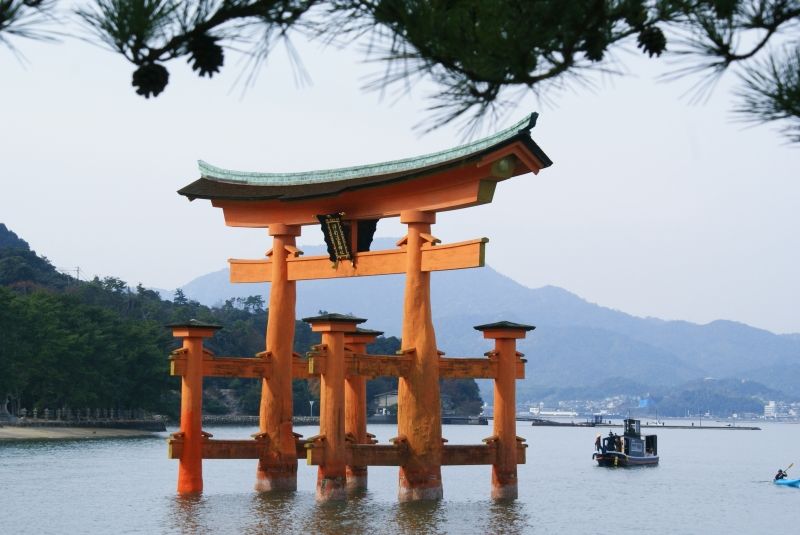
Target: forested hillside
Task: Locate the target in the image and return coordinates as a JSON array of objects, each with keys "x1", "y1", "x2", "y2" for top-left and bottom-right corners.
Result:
[{"x1": 0, "y1": 224, "x2": 482, "y2": 418}]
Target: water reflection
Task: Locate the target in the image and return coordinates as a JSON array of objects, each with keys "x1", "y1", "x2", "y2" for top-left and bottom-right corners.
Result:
[
  {"x1": 166, "y1": 490, "x2": 532, "y2": 535},
  {"x1": 169, "y1": 494, "x2": 206, "y2": 535},
  {"x1": 483, "y1": 500, "x2": 532, "y2": 534},
  {"x1": 393, "y1": 500, "x2": 447, "y2": 535},
  {"x1": 300, "y1": 492, "x2": 379, "y2": 535},
  {"x1": 245, "y1": 491, "x2": 306, "y2": 534}
]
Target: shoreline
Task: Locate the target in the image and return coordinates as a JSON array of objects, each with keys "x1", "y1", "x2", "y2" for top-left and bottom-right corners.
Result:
[{"x1": 0, "y1": 426, "x2": 163, "y2": 441}]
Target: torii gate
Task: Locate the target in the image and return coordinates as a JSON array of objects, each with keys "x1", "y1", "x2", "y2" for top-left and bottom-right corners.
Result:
[{"x1": 167, "y1": 113, "x2": 552, "y2": 501}]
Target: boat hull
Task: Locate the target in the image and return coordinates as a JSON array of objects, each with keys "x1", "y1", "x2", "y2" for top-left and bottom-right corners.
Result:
[
  {"x1": 774, "y1": 478, "x2": 800, "y2": 488},
  {"x1": 593, "y1": 452, "x2": 659, "y2": 467}
]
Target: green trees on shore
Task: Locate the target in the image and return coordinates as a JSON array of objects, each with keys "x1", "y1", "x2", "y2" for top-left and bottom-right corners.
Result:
[{"x1": 0, "y1": 224, "x2": 484, "y2": 418}]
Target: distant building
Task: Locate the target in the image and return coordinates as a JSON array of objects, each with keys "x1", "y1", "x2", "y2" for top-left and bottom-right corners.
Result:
[
  {"x1": 764, "y1": 401, "x2": 777, "y2": 418},
  {"x1": 373, "y1": 391, "x2": 398, "y2": 415},
  {"x1": 529, "y1": 407, "x2": 578, "y2": 417}
]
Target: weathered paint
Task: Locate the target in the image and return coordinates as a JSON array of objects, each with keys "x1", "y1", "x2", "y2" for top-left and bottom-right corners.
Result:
[
  {"x1": 169, "y1": 325, "x2": 219, "y2": 495},
  {"x1": 479, "y1": 326, "x2": 531, "y2": 500},
  {"x1": 255, "y1": 224, "x2": 301, "y2": 492},
  {"x1": 397, "y1": 210, "x2": 443, "y2": 501},
  {"x1": 307, "y1": 319, "x2": 360, "y2": 501},
  {"x1": 344, "y1": 332, "x2": 379, "y2": 490}
]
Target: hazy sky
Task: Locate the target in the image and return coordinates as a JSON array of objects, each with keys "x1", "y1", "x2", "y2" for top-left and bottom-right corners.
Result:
[{"x1": 2, "y1": 25, "x2": 798, "y2": 334}]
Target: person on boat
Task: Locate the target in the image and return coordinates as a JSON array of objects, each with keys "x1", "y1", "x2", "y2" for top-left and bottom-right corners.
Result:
[
  {"x1": 607, "y1": 431, "x2": 615, "y2": 451},
  {"x1": 775, "y1": 469, "x2": 788, "y2": 481},
  {"x1": 594, "y1": 434, "x2": 601, "y2": 452}
]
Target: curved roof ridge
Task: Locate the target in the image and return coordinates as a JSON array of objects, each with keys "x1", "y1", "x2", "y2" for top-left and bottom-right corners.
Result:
[{"x1": 198, "y1": 113, "x2": 539, "y2": 187}]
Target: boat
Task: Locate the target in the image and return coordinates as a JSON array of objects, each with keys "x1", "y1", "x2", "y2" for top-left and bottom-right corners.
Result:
[
  {"x1": 592, "y1": 418, "x2": 659, "y2": 467},
  {"x1": 774, "y1": 478, "x2": 800, "y2": 488}
]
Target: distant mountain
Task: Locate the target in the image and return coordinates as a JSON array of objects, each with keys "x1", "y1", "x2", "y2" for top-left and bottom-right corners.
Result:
[
  {"x1": 653, "y1": 377, "x2": 781, "y2": 416},
  {"x1": 177, "y1": 238, "x2": 800, "y2": 401}
]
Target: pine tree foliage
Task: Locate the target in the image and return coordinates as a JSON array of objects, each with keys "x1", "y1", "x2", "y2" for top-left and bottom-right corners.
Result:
[{"x1": 4, "y1": 2, "x2": 799, "y2": 138}]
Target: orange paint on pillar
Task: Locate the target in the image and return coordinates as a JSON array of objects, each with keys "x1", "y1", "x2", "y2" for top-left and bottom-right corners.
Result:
[
  {"x1": 169, "y1": 321, "x2": 221, "y2": 495},
  {"x1": 256, "y1": 224, "x2": 301, "y2": 492},
  {"x1": 475, "y1": 321, "x2": 535, "y2": 500},
  {"x1": 397, "y1": 210, "x2": 443, "y2": 501},
  {"x1": 344, "y1": 329, "x2": 382, "y2": 490},
  {"x1": 305, "y1": 314, "x2": 364, "y2": 501}
]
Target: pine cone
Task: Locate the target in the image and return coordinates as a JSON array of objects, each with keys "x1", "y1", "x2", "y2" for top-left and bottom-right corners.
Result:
[
  {"x1": 637, "y1": 26, "x2": 666, "y2": 58},
  {"x1": 583, "y1": 32, "x2": 607, "y2": 62},
  {"x1": 132, "y1": 63, "x2": 169, "y2": 98},
  {"x1": 187, "y1": 34, "x2": 224, "y2": 78}
]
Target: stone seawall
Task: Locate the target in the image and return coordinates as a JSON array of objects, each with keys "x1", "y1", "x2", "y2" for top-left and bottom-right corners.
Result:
[
  {"x1": 9, "y1": 419, "x2": 167, "y2": 431},
  {"x1": 201, "y1": 415, "x2": 321, "y2": 426}
]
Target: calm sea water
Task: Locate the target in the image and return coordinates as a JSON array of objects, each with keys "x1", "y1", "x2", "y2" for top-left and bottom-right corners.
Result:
[{"x1": 2, "y1": 421, "x2": 799, "y2": 534}]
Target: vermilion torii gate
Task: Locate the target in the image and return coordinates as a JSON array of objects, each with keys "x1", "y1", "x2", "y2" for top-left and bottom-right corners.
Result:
[{"x1": 168, "y1": 113, "x2": 552, "y2": 501}]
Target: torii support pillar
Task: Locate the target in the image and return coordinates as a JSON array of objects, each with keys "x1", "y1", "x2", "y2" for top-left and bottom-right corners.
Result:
[
  {"x1": 398, "y1": 209, "x2": 443, "y2": 501},
  {"x1": 256, "y1": 223, "x2": 302, "y2": 492},
  {"x1": 343, "y1": 328, "x2": 383, "y2": 490},
  {"x1": 167, "y1": 320, "x2": 222, "y2": 495},
  {"x1": 304, "y1": 313, "x2": 366, "y2": 501},
  {"x1": 474, "y1": 321, "x2": 535, "y2": 500}
]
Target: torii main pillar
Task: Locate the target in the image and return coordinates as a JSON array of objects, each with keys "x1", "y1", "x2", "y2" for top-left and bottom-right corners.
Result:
[
  {"x1": 255, "y1": 223, "x2": 301, "y2": 491},
  {"x1": 397, "y1": 209, "x2": 442, "y2": 500}
]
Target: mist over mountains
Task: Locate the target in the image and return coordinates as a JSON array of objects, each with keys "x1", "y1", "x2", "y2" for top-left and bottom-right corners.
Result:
[{"x1": 178, "y1": 239, "x2": 800, "y2": 403}]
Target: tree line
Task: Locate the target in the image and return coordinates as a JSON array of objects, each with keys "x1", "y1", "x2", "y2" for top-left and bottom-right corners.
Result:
[{"x1": 0, "y1": 224, "x2": 483, "y2": 418}]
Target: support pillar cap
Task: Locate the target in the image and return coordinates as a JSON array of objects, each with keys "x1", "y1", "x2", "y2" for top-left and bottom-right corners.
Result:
[
  {"x1": 166, "y1": 319, "x2": 222, "y2": 338},
  {"x1": 303, "y1": 313, "x2": 367, "y2": 333},
  {"x1": 474, "y1": 321, "x2": 535, "y2": 339}
]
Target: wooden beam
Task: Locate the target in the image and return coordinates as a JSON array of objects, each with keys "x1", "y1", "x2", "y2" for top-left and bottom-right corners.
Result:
[
  {"x1": 171, "y1": 350, "x2": 523, "y2": 381},
  {"x1": 213, "y1": 161, "x2": 504, "y2": 228},
  {"x1": 421, "y1": 239, "x2": 486, "y2": 272},
  {"x1": 229, "y1": 238, "x2": 487, "y2": 283},
  {"x1": 349, "y1": 444, "x2": 409, "y2": 466},
  {"x1": 302, "y1": 443, "x2": 527, "y2": 466},
  {"x1": 438, "y1": 357, "x2": 525, "y2": 379},
  {"x1": 168, "y1": 438, "x2": 309, "y2": 460},
  {"x1": 438, "y1": 358, "x2": 495, "y2": 379},
  {"x1": 170, "y1": 352, "x2": 310, "y2": 379},
  {"x1": 308, "y1": 350, "x2": 412, "y2": 378},
  {"x1": 348, "y1": 353, "x2": 412, "y2": 378}
]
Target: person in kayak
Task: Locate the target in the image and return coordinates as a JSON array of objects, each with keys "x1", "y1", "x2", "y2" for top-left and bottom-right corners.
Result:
[{"x1": 775, "y1": 469, "x2": 788, "y2": 481}]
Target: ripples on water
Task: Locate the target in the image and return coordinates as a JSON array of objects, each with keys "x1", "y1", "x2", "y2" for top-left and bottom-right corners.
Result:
[{"x1": 2, "y1": 422, "x2": 800, "y2": 534}]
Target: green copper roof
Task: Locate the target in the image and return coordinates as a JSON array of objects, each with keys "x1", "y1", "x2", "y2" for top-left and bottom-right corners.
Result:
[{"x1": 199, "y1": 113, "x2": 541, "y2": 187}]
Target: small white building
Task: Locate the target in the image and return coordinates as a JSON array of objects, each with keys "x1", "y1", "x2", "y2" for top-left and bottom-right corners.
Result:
[
  {"x1": 373, "y1": 391, "x2": 398, "y2": 414},
  {"x1": 764, "y1": 401, "x2": 777, "y2": 418}
]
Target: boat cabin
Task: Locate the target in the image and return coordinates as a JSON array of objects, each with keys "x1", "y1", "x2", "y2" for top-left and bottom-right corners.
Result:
[
  {"x1": 600, "y1": 419, "x2": 657, "y2": 456},
  {"x1": 623, "y1": 418, "x2": 657, "y2": 457},
  {"x1": 595, "y1": 418, "x2": 659, "y2": 466}
]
